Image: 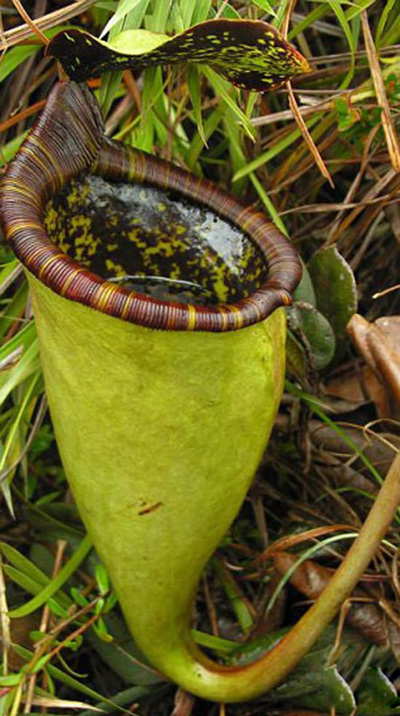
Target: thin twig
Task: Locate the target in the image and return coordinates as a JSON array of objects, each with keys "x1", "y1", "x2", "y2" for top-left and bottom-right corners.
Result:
[
  {"x1": 11, "y1": 0, "x2": 49, "y2": 45},
  {"x1": 23, "y1": 539, "x2": 68, "y2": 713},
  {"x1": 280, "y1": 0, "x2": 333, "y2": 187},
  {"x1": 0, "y1": 556, "x2": 11, "y2": 676},
  {"x1": 287, "y1": 83, "x2": 334, "y2": 187},
  {"x1": 326, "y1": 123, "x2": 381, "y2": 245},
  {"x1": 373, "y1": 284, "x2": 400, "y2": 299},
  {"x1": 0, "y1": 0, "x2": 97, "y2": 50}
]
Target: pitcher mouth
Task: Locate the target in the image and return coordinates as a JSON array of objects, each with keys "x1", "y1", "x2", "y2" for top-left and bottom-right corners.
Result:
[{"x1": 0, "y1": 81, "x2": 301, "y2": 332}]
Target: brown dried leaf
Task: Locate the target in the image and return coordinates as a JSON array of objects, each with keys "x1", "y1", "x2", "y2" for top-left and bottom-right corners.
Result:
[
  {"x1": 324, "y1": 370, "x2": 367, "y2": 404},
  {"x1": 310, "y1": 420, "x2": 400, "y2": 490},
  {"x1": 287, "y1": 83, "x2": 334, "y2": 187},
  {"x1": 362, "y1": 366, "x2": 392, "y2": 418},
  {"x1": 273, "y1": 552, "x2": 399, "y2": 648},
  {"x1": 376, "y1": 316, "x2": 400, "y2": 355},
  {"x1": 347, "y1": 314, "x2": 400, "y2": 408}
]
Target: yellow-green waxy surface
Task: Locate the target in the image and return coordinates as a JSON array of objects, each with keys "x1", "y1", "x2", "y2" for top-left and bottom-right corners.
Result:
[{"x1": 29, "y1": 272, "x2": 286, "y2": 701}]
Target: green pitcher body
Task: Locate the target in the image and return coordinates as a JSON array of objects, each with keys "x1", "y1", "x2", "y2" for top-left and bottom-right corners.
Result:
[
  {"x1": 1, "y1": 81, "x2": 305, "y2": 702},
  {"x1": 30, "y1": 273, "x2": 285, "y2": 687}
]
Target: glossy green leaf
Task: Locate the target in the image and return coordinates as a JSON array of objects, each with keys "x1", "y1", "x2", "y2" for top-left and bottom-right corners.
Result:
[
  {"x1": 46, "y1": 18, "x2": 311, "y2": 90},
  {"x1": 308, "y1": 246, "x2": 357, "y2": 353}
]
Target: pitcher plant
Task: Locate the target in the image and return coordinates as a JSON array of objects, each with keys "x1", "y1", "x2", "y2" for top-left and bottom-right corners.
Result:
[{"x1": 2, "y1": 18, "x2": 400, "y2": 704}]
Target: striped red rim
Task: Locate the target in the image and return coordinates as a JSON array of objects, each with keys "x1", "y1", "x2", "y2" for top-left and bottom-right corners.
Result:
[{"x1": 0, "y1": 81, "x2": 302, "y2": 332}]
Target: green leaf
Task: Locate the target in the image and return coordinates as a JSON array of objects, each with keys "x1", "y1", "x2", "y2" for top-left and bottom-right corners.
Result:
[
  {"x1": 192, "y1": 629, "x2": 235, "y2": 653},
  {"x1": 288, "y1": 302, "x2": 336, "y2": 371},
  {"x1": 292, "y1": 262, "x2": 316, "y2": 306},
  {"x1": 3, "y1": 565, "x2": 49, "y2": 598},
  {"x1": 307, "y1": 246, "x2": 357, "y2": 355},
  {"x1": 233, "y1": 114, "x2": 320, "y2": 181},
  {"x1": 47, "y1": 18, "x2": 311, "y2": 91},
  {"x1": 88, "y1": 616, "x2": 161, "y2": 686},
  {"x1": 0, "y1": 27, "x2": 75, "y2": 83},
  {"x1": 149, "y1": 0, "x2": 174, "y2": 32},
  {"x1": 287, "y1": 666, "x2": 355, "y2": 714},
  {"x1": 95, "y1": 564, "x2": 110, "y2": 595},
  {"x1": 0, "y1": 542, "x2": 50, "y2": 586},
  {"x1": 191, "y1": 0, "x2": 212, "y2": 25},
  {"x1": 202, "y1": 66, "x2": 256, "y2": 141},
  {"x1": 375, "y1": 0, "x2": 399, "y2": 46},
  {"x1": 0, "y1": 674, "x2": 23, "y2": 687},
  {"x1": 0, "y1": 44, "x2": 39, "y2": 83},
  {"x1": 0, "y1": 281, "x2": 29, "y2": 340},
  {"x1": 356, "y1": 668, "x2": 400, "y2": 715},
  {"x1": 249, "y1": 173, "x2": 286, "y2": 230},
  {"x1": 228, "y1": 625, "x2": 357, "y2": 714},
  {"x1": 187, "y1": 65, "x2": 207, "y2": 148},
  {"x1": 253, "y1": 0, "x2": 277, "y2": 16},
  {"x1": 0, "y1": 339, "x2": 41, "y2": 407},
  {"x1": 100, "y1": 0, "x2": 149, "y2": 37},
  {"x1": 7, "y1": 535, "x2": 92, "y2": 617},
  {"x1": 11, "y1": 644, "x2": 142, "y2": 714}
]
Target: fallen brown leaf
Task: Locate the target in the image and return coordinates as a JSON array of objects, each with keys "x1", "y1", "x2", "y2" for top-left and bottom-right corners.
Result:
[
  {"x1": 347, "y1": 314, "x2": 400, "y2": 408},
  {"x1": 273, "y1": 551, "x2": 400, "y2": 648}
]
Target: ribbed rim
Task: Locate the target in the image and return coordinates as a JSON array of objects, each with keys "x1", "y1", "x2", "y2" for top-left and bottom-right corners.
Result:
[{"x1": 0, "y1": 81, "x2": 302, "y2": 332}]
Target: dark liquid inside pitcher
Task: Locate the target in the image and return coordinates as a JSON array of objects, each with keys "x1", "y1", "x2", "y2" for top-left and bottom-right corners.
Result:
[{"x1": 44, "y1": 176, "x2": 269, "y2": 306}]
